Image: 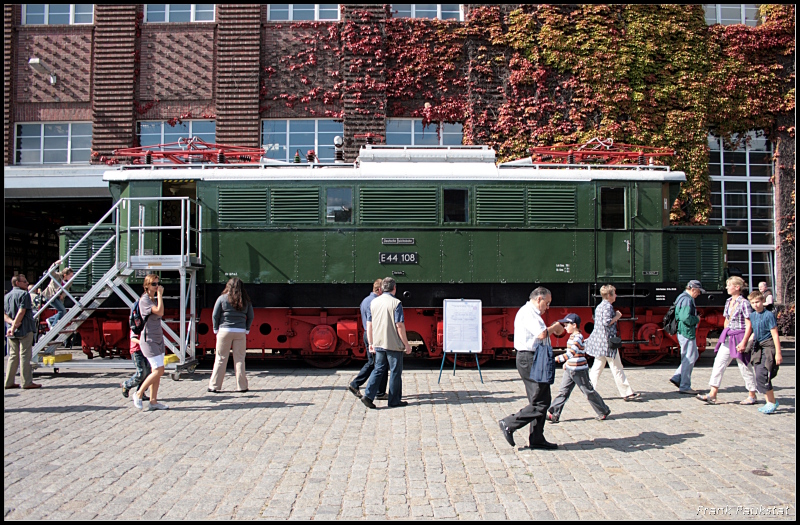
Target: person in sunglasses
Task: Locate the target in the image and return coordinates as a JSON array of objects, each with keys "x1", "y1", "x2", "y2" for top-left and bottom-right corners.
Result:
[{"x1": 132, "y1": 274, "x2": 168, "y2": 410}]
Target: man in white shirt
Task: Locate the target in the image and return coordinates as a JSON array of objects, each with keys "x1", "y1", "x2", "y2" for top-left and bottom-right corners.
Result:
[{"x1": 498, "y1": 287, "x2": 564, "y2": 450}]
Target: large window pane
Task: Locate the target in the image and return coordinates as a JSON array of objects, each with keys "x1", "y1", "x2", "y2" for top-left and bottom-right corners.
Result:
[
  {"x1": 74, "y1": 4, "x2": 93, "y2": 23},
  {"x1": 48, "y1": 4, "x2": 71, "y2": 24},
  {"x1": 292, "y1": 5, "x2": 315, "y2": 20},
  {"x1": 440, "y1": 4, "x2": 461, "y2": 19},
  {"x1": 269, "y1": 5, "x2": 290, "y2": 20},
  {"x1": 441, "y1": 122, "x2": 463, "y2": 145},
  {"x1": 414, "y1": 120, "x2": 439, "y2": 145},
  {"x1": 327, "y1": 188, "x2": 352, "y2": 223},
  {"x1": 414, "y1": 4, "x2": 438, "y2": 19},
  {"x1": 194, "y1": 4, "x2": 215, "y2": 21},
  {"x1": 318, "y1": 4, "x2": 339, "y2": 20},
  {"x1": 146, "y1": 4, "x2": 166, "y2": 22},
  {"x1": 169, "y1": 4, "x2": 191, "y2": 22},
  {"x1": 25, "y1": 4, "x2": 46, "y2": 24},
  {"x1": 392, "y1": 4, "x2": 412, "y2": 17}
]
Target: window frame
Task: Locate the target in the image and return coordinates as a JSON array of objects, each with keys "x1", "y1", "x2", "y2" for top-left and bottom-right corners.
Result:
[
  {"x1": 703, "y1": 4, "x2": 760, "y2": 26},
  {"x1": 385, "y1": 118, "x2": 464, "y2": 146},
  {"x1": 260, "y1": 118, "x2": 344, "y2": 163},
  {"x1": 267, "y1": 4, "x2": 340, "y2": 22},
  {"x1": 22, "y1": 4, "x2": 94, "y2": 25},
  {"x1": 144, "y1": 4, "x2": 216, "y2": 23},
  {"x1": 14, "y1": 122, "x2": 93, "y2": 165},
  {"x1": 390, "y1": 4, "x2": 464, "y2": 21},
  {"x1": 599, "y1": 186, "x2": 628, "y2": 231}
]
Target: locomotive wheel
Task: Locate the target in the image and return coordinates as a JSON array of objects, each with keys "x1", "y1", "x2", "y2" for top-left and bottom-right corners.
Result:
[
  {"x1": 302, "y1": 355, "x2": 350, "y2": 369},
  {"x1": 445, "y1": 354, "x2": 492, "y2": 368},
  {"x1": 619, "y1": 347, "x2": 666, "y2": 366}
]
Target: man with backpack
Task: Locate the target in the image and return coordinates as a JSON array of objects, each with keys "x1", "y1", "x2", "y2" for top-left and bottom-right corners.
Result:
[{"x1": 668, "y1": 280, "x2": 704, "y2": 394}]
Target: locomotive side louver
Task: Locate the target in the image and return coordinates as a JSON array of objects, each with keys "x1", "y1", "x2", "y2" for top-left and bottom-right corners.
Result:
[
  {"x1": 219, "y1": 188, "x2": 267, "y2": 224},
  {"x1": 528, "y1": 187, "x2": 577, "y2": 224},
  {"x1": 271, "y1": 188, "x2": 320, "y2": 223},
  {"x1": 700, "y1": 238, "x2": 721, "y2": 284},
  {"x1": 476, "y1": 187, "x2": 525, "y2": 224},
  {"x1": 677, "y1": 238, "x2": 698, "y2": 284},
  {"x1": 359, "y1": 187, "x2": 437, "y2": 224}
]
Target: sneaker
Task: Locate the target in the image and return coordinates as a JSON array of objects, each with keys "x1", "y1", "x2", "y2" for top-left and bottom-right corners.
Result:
[
  {"x1": 148, "y1": 402, "x2": 169, "y2": 411},
  {"x1": 121, "y1": 382, "x2": 130, "y2": 398},
  {"x1": 669, "y1": 378, "x2": 680, "y2": 388},
  {"x1": 347, "y1": 385, "x2": 362, "y2": 399},
  {"x1": 546, "y1": 412, "x2": 559, "y2": 424},
  {"x1": 133, "y1": 395, "x2": 143, "y2": 410}
]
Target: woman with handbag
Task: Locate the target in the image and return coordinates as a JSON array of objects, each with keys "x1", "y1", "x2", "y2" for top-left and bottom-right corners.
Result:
[{"x1": 585, "y1": 284, "x2": 640, "y2": 401}]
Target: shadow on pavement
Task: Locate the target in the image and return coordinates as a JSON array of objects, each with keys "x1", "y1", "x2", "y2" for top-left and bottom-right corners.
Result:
[{"x1": 564, "y1": 431, "x2": 704, "y2": 451}]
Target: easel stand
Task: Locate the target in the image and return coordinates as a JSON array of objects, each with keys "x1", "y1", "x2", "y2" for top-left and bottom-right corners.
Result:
[{"x1": 438, "y1": 352, "x2": 484, "y2": 384}]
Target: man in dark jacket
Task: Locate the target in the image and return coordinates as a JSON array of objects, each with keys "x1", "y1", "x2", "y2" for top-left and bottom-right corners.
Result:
[{"x1": 669, "y1": 280, "x2": 703, "y2": 394}]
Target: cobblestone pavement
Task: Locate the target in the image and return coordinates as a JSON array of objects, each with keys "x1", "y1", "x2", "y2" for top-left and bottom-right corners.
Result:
[{"x1": 4, "y1": 341, "x2": 795, "y2": 520}]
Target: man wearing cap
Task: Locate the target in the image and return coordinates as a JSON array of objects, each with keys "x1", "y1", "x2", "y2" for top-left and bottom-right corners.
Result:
[
  {"x1": 669, "y1": 280, "x2": 704, "y2": 394},
  {"x1": 547, "y1": 313, "x2": 610, "y2": 422}
]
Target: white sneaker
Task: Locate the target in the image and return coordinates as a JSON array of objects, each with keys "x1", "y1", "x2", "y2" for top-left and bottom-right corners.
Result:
[
  {"x1": 148, "y1": 401, "x2": 169, "y2": 410},
  {"x1": 133, "y1": 395, "x2": 143, "y2": 410}
]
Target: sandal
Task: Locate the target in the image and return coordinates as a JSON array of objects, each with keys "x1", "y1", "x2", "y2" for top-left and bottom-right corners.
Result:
[
  {"x1": 696, "y1": 393, "x2": 716, "y2": 405},
  {"x1": 739, "y1": 396, "x2": 757, "y2": 405},
  {"x1": 623, "y1": 392, "x2": 641, "y2": 401}
]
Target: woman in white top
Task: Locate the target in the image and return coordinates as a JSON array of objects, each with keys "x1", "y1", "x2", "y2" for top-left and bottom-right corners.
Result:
[{"x1": 208, "y1": 278, "x2": 254, "y2": 393}]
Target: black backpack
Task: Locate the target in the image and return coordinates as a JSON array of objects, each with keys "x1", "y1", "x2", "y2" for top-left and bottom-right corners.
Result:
[
  {"x1": 129, "y1": 298, "x2": 150, "y2": 336},
  {"x1": 663, "y1": 303, "x2": 678, "y2": 335}
]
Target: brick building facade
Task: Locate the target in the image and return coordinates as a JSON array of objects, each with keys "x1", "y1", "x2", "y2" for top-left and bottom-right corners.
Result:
[{"x1": 3, "y1": 4, "x2": 794, "y2": 306}]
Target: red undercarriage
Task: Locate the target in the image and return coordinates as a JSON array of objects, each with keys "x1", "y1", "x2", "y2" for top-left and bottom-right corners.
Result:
[{"x1": 44, "y1": 305, "x2": 726, "y2": 368}]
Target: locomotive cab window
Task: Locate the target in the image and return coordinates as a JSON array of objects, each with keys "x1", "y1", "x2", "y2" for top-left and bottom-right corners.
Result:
[
  {"x1": 443, "y1": 188, "x2": 468, "y2": 223},
  {"x1": 600, "y1": 187, "x2": 626, "y2": 230},
  {"x1": 327, "y1": 187, "x2": 352, "y2": 223}
]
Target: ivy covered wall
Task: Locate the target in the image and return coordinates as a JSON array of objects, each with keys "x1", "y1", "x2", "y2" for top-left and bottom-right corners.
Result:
[{"x1": 261, "y1": 4, "x2": 794, "y2": 307}]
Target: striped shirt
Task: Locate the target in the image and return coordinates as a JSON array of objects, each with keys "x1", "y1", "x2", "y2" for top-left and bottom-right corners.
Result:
[
  {"x1": 723, "y1": 295, "x2": 752, "y2": 331},
  {"x1": 556, "y1": 332, "x2": 588, "y2": 370}
]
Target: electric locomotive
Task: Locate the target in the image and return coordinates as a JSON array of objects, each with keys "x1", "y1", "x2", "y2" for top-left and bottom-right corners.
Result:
[{"x1": 59, "y1": 141, "x2": 728, "y2": 367}]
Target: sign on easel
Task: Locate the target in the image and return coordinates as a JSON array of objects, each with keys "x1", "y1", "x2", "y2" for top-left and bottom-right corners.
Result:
[{"x1": 439, "y1": 299, "x2": 483, "y2": 383}]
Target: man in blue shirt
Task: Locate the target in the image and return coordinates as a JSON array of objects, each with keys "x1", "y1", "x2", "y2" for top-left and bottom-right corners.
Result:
[{"x1": 348, "y1": 279, "x2": 387, "y2": 400}]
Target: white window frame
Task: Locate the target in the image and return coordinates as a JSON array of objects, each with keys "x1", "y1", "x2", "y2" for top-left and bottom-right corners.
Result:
[
  {"x1": 703, "y1": 4, "x2": 760, "y2": 26},
  {"x1": 390, "y1": 4, "x2": 464, "y2": 21},
  {"x1": 708, "y1": 131, "x2": 776, "y2": 287},
  {"x1": 14, "y1": 122, "x2": 93, "y2": 165},
  {"x1": 136, "y1": 120, "x2": 216, "y2": 149},
  {"x1": 267, "y1": 4, "x2": 340, "y2": 22},
  {"x1": 260, "y1": 119, "x2": 344, "y2": 163},
  {"x1": 144, "y1": 4, "x2": 216, "y2": 23},
  {"x1": 22, "y1": 4, "x2": 94, "y2": 25},
  {"x1": 385, "y1": 118, "x2": 463, "y2": 146}
]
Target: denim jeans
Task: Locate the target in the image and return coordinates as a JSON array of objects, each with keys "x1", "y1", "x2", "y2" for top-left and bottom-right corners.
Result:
[
  {"x1": 671, "y1": 334, "x2": 698, "y2": 391},
  {"x1": 364, "y1": 349, "x2": 404, "y2": 405},
  {"x1": 49, "y1": 298, "x2": 66, "y2": 326},
  {"x1": 124, "y1": 351, "x2": 152, "y2": 389},
  {"x1": 351, "y1": 335, "x2": 387, "y2": 395}
]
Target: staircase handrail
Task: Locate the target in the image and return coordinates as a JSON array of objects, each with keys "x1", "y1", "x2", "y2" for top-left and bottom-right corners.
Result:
[
  {"x1": 30, "y1": 200, "x2": 122, "y2": 305},
  {"x1": 34, "y1": 235, "x2": 117, "y2": 320},
  {"x1": 123, "y1": 196, "x2": 202, "y2": 265}
]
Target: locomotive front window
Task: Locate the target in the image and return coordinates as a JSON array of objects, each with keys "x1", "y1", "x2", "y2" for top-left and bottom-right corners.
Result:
[
  {"x1": 327, "y1": 188, "x2": 352, "y2": 223},
  {"x1": 600, "y1": 187, "x2": 626, "y2": 230},
  {"x1": 443, "y1": 188, "x2": 468, "y2": 223}
]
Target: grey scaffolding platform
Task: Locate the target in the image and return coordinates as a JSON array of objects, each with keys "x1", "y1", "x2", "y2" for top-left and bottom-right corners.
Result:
[{"x1": 31, "y1": 196, "x2": 203, "y2": 380}]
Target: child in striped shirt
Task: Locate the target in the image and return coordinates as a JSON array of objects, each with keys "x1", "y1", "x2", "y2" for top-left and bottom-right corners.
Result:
[{"x1": 547, "y1": 313, "x2": 611, "y2": 422}]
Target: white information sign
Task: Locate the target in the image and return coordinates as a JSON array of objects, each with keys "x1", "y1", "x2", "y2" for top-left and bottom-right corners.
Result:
[{"x1": 443, "y1": 299, "x2": 482, "y2": 354}]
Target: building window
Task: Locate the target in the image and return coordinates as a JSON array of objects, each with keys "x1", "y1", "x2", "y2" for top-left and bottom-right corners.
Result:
[
  {"x1": 385, "y1": 119, "x2": 463, "y2": 146},
  {"x1": 267, "y1": 4, "x2": 339, "y2": 21},
  {"x1": 708, "y1": 131, "x2": 775, "y2": 288},
  {"x1": 23, "y1": 4, "x2": 94, "y2": 25},
  {"x1": 261, "y1": 119, "x2": 343, "y2": 163},
  {"x1": 703, "y1": 4, "x2": 760, "y2": 26},
  {"x1": 137, "y1": 121, "x2": 216, "y2": 152},
  {"x1": 391, "y1": 4, "x2": 463, "y2": 20},
  {"x1": 145, "y1": 4, "x2": 215, "y2": 23},
  {"x1": 15, "y1": 122, "x2": 92, "y2": 164}
]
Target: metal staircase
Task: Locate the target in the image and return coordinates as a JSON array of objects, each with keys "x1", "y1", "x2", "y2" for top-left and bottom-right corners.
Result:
[{"x1": 30, "y1": 196, "x2": 203, "y2": 379}]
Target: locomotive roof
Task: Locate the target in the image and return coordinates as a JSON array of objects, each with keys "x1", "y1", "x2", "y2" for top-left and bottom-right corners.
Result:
[{"x1": 103, "y1": 145, "x2": 686, "y2": 183}]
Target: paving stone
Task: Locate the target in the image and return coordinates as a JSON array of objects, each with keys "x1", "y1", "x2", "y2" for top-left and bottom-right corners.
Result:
[{"x1": 3, "y1": 343, "x2": 796, "y2": 520}]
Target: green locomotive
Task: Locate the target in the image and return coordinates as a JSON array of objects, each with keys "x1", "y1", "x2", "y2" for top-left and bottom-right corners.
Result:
[{"x1": 62, "y1": 144, "x2": 727, "y2": 366}]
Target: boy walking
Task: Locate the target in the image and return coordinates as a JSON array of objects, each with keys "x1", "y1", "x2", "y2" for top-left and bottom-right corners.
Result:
[
  {"x1": 746, "y1": 291, "x2": 782, "y2": 414},
  {"x1": 547, "y1": 314, "x2": 610, "y2": 422},
  {"x1": 121, "y1": 331, "x2": 151, "y2": 400}
]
